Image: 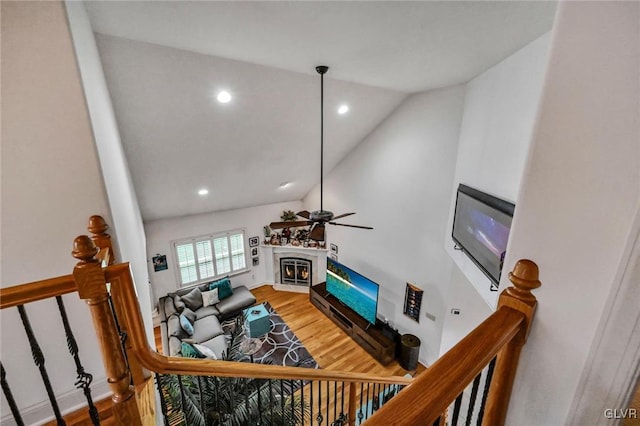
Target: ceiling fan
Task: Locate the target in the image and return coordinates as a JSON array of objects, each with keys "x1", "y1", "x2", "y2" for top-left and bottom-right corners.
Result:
[{"x1": 269, "y1": 65, "x2": 373, "y2": 241}]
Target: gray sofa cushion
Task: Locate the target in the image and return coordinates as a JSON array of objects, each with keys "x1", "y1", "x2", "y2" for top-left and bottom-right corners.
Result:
[
  {"x1": 174, "y1": 295, "x2": 186, "y2": 312},
  {"x1": 162, "y1": 297, "x2": 178, "y2": 318},
  {"x1": 181, "y1": 287, "x2": 203, "y2": 311},
  {"x1": 196, "y1": 305, "x2": 220, "y2": 320},
  {"x1": 199, "y1": 334, "x2": 229, "y2": 360},
  {"x1": 168, "y1": 336, "x2": 182, "y2": 356},
  {"x1": 167, "y1": 315, "x2": 185, "y2": 338},
  {"x1": 192, "y1": 314, "x2": 224, "y2": 344},
  {"x1": 181, "y1": 307, "x2": 197, "y2": 324},
  {"x1": 216, "y1": 286, "x2": 256, "y2": 319}
]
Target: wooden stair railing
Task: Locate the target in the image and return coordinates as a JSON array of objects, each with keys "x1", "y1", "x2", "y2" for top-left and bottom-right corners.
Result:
[
  {"x1": 366, "y1": 259, "x2": 541, "y2": 426},
  {"x1": 72, "y1": 234, "x2": 413, "y2": 425}
]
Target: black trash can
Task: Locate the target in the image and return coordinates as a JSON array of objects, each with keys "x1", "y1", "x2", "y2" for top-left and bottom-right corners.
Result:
[{"x1": 399, "y1": 334, "x2": 420, "y2": 371}]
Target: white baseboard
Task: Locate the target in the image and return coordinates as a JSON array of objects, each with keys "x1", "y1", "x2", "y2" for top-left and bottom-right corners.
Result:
[{"x1": 1, "y1": 380, "x2": 111, "y2": 426}]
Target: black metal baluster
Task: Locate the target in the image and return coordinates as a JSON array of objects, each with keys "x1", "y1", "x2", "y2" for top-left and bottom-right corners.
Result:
[
  {"x1": 333, "y1": 381, "x2": 337, "y2": 423},
  {"x1": 326, "y1": 380, "x2": 330, "y2": 426},
  {"x1": 244, "y1": 378, "x2": 250, "y2": 423},
  {"x1": 477, "y1": 357, "x2": 497, "y2": 426},
  {"x1": 177, "y1": 375, "x2": 187, "y2": 422},
  {"x1": 256, "y1": 377, "x2": 262, "y2": 426},
  {"x1": 214, "y1": 376, "x2": 220, "y2": 413},
  {"x1": 433, "y1": 416, "x2": 442, "y2": 426},
  {"x1": 155, "y1": 374, "x2": 170, "y2": 426},
  {"x1": 17, "y1": 305, "x2": 65, "y2": 426},
  {"x1": 357, "y1": 383, "x2": 364, "y2": 425},
  {"x1": 451, "y1": 392, "x2": 463, "y2": 426},
  {"x1": 290, "y1": 380, "x2": 295, "y2": 424},
  {"x1": 310, "y1": 379, "x2": 314, "y2": 426},
  {"x1": 466, "y1": 372, "x2": 482, "y2": 426},
  {"x1": 365, "y1": 383, "x2": 371, "y2": 420},
  {"x1": 268, "y1": 379, "x2": 273, "y2": 425},
  {"x1": 197, "y1": 376, "x2": 205, "y2": 418},
  {"x1": 280, "y1": 379, "x2": 285, "y2": 426},
  {"x1": 106, "y1": 293, "x2": 129, "y2": 375},
  {"x1": 316, "y1": 381, "x2": 323, "y2": 425},
  {"x1": 340, "y1": 381, "x2": 346, "y2": 424},
  {"x1": 300, "y1": 379, "x2": 304, "y2": 426},
  {"x1": 55, "y1": 296, "x2": 99, "y2": 425},
  {"x1": 1, "y1": 362, "x2": 25, "y2": 426}
]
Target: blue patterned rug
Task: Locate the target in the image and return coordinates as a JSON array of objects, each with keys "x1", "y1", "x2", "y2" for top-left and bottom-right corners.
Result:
[{"x1": 222, "y1": 302, "x2": 319, "y2": 370}]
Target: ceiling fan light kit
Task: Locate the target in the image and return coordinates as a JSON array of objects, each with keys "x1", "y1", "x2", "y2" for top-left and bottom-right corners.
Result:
[{"x1": 269, "y1": 66, "x2": 373, "y2": 242}]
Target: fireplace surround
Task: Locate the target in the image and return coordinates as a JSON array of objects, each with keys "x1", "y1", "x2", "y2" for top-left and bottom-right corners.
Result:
[{"x1": 261, "y1": 245, "x2": 328, "y2": 293}]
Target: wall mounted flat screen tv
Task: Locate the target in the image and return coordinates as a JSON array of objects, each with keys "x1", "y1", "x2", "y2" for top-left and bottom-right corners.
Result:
[
  {"x1": 326, "y1": 258, "x2": 379, "y2": 325},
  {"x1": 452, "y1": 184, "x2": 515, "y2": 286}
]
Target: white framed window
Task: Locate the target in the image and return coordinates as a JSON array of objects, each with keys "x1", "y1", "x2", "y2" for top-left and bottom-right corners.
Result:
[{"x1": 172, "y1": 229, "x2": 247, "y2": 286}]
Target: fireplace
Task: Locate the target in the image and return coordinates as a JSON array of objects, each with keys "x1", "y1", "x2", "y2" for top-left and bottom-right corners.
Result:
[
  {"x1": 279, "y1": 257, "x2": 312, "y2": 286},
  {"x1": 262, "y1": 245, "x2": 327, "y2": 293}
]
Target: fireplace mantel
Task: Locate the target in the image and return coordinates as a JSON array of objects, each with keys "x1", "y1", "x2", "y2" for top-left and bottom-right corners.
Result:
[{"x1": 261, "y1": 244, "x2": 328, "y2": 293}]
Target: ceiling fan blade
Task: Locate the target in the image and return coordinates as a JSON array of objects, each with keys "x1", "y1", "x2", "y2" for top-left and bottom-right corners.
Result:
[
  {"x1": 269, "y1": 220, "x2": 311, "y2": 229},
  {"x1": 331, "y1": 212, "x2": 356, "y2": 220},
  {"x1": 296, "y1": 210, "x2": 311, "y2": 219},
  {"x1": 309, "y1": 223, "x2": 326, "y2": 241},
  {"x1": 328, "y1": 222, "x2": 374, "y2": 230}
]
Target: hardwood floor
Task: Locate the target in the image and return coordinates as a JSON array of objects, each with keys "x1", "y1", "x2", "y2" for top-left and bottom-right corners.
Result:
[{"x1": 250, "y1": 285, "x2": 425, "y2": 377}]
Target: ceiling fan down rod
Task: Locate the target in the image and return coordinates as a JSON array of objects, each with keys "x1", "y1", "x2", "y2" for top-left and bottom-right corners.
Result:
[{"x1": 316, "y1": 65, "x2": 328, "y2": 213}]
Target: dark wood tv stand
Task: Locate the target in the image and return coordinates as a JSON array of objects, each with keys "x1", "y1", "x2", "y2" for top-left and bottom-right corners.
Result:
[{"x1": 310, "y1": 282, "x2": 397, "y2": 365}]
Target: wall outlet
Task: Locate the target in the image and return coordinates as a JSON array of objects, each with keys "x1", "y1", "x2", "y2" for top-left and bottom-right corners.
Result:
[
  {"x1": 451, "y1": 308, "x2": 461, "y2": 315},
  {"x1": 425, "y1": 312, "x2": 436, "y2": 322}
]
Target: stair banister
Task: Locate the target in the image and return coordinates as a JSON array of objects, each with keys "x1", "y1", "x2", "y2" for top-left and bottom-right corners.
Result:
[{"x1": 367, "y1": 259, "x2": 541, "y2": 426}]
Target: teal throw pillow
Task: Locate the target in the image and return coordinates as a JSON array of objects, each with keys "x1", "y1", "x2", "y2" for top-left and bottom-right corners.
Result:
[
  {"x1": 209, "y1": 277, "x2": 233, "y2": 300},
  {"x1": 181, "y1": 342, "x2": 205, "y2": 358},
  {"x1": 179, "y1": 313, "x2": 194, "y2": 336}
]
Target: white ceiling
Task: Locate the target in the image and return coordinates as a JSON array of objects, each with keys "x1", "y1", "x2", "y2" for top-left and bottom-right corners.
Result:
[{"x1": 85, "y1": 1, "x2": 557, "y2": 221}]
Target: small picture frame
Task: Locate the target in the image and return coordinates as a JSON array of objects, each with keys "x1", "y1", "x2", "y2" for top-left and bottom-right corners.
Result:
[
  {"x1": 152, "y1": 254, "x2": 168, "y2": 272},
  {"x1": 403, "y1": 283, "x2": 423, "y2": 323},
  {"x1": 248, "y1": 236, "x2": 260, "y2": 247},
  {"x1": 330, "y1": 243, "x2": 338, "y2": 254},
  {"x1": 251, "y1": 247, "x2": 258, "y2": 257},
  {"x1": 252, "y1": 257, "x2": 260, "y2": 266}
]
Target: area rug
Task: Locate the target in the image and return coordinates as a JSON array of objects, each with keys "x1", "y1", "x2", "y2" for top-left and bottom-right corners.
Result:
[{"x1": 221, "y1": 302, "x2": 319, "y2": 370}]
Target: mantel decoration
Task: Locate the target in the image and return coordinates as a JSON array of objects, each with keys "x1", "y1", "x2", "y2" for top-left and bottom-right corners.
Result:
[
  {"x1": 403, "y1": 283, "x2": 423, "y2": 322},
  {"x1": 280, "y1": 210, "x2": 297, "y2": 221}
]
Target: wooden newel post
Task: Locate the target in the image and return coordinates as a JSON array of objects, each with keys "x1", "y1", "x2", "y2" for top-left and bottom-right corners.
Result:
[
  {"x1": 88, "y1": 215, "x2": 115, "y2": 265},
  {"x1": 483, "y1": 259, "x2": 541, "y2": 426},
  {"x1": 72, "y1": 236, "x2": 141, "y2": 425}
]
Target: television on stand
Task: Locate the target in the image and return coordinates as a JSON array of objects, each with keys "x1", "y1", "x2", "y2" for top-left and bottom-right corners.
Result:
[
  {"x1": 452, "y1": 184, "x2": 515, "y2": 290},
  {"x1": 326, "y1": 258, "x2": 379, "y2": 325}
]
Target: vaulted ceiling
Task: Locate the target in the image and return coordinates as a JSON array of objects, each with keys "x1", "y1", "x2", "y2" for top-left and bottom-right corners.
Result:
[{"x1": 85, "y1": 1, "x2": 557, "y2": 221}]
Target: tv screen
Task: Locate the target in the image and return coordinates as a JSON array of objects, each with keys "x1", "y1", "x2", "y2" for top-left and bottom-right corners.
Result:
[
  {"x1": 452, "y1": 184, "x2": 515, "y2": 286},
  {"x1": 326, "y1": 258, "x2": 379, "y2": 325}
]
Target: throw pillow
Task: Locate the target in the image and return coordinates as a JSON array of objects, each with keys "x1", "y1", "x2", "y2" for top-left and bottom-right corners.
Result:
[
  {"x1": 201, "y1": 288, "x2": 220, "y2": 307},
  {"x1": 181, "y1": 287, "x2": 203, "y2": 311},
  {"x1": 181, "y1": 307, "x2": 197, "y2": 324},
  {"x1": 173, "y1": 295, "x2": 186, "y2": 312},
  {"x1": 181, "y1": 342, "x2": 205, "y2": 358},
  {"x1": 179, "y1": 313, "x2": 194, "y2": 336},
  {"x1": 209, "y1": 277, "x2": 233, "y2": 300},
  {"x1": 163, "y1": 297, "x2": 178, "y2": 318},
  {"x1": 193, "y1": 343, "x2": 218, "y2": 360}
]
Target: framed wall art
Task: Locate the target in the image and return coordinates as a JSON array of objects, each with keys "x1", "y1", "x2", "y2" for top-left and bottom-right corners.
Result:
[{"x1": 403, "y1": 283, "x2": 423, "y2": 322}]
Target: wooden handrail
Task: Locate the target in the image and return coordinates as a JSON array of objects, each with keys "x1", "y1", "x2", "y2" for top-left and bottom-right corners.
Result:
[
  {"x1": 88, "y1": 215, "x2": 115, "y2": 265},
  {"x1": 0, "y1": 275, "x2": 77, "y2": 309},
  {"x1": 107, "y1": 263, "x2": 411, "y2": 385},
  {"x1": 367, "y1": 259, "x2": 541, "y2": 426},
  {"x1": 77, "y1": 244, "x2": 411, "y2": 386}
]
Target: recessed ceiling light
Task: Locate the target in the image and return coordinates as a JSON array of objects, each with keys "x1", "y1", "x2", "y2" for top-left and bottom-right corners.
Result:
[
  {"x1": 279, "y1": 182, "x2": 291, "y2": 189},
  {"x1": 198, "y1": 189, "x2": 209, "y2": 196},
  {"x1": 217, "y1": 91, "x2": 232, "y2": 103},
  {"x1": 338, "y1": 104, "x2": 349, "y2": 115}
]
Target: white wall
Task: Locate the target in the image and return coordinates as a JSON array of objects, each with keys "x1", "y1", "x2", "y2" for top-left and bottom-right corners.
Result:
[
  {"x1": 1, "y1": 1, "x2": 111, "y2": 422},
  {"x1": 65, "y1": 1, "x2": 155, "y2": 344},
  {"x1": 145, "y1": 201, "x2": 303, "y2": 303},
  {"x1": 445, "y1": 32, "x2": 552, "y2": 310},
  {"x1": 304, "y1": 86, "x2": 465, "y2": 366},
  {"x1": 504, "y1": 2, "x2": 640, "y2": 425}
]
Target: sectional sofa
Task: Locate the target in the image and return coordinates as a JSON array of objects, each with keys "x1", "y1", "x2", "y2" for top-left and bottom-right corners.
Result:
[{"x1": 158, "y1": 277, "x2": 256, "y2": 359}]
